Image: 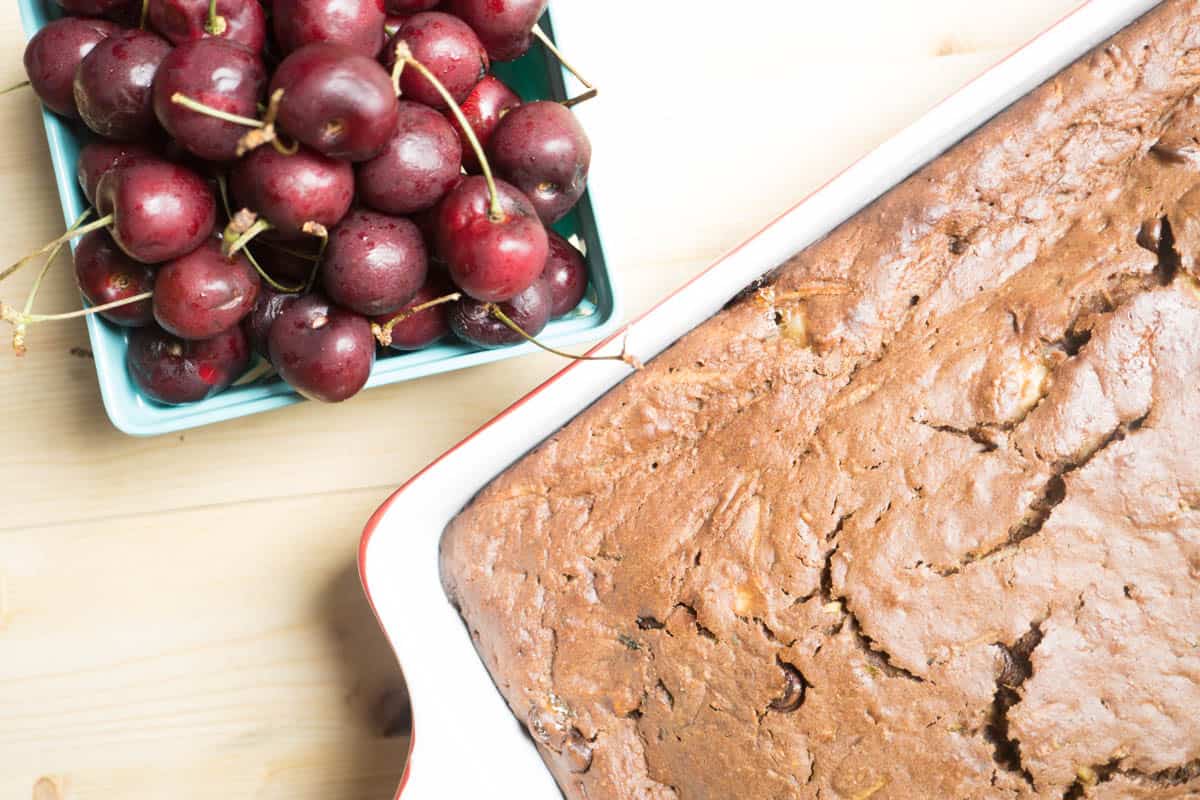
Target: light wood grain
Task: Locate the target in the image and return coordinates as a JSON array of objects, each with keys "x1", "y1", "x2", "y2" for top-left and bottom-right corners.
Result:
[{"x1": 0, "y1": 2, "x2": 1079, "y2": 797}]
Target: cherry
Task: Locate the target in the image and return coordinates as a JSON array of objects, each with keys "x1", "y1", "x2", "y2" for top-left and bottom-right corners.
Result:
[
  {"x1": 270, "y1": 43, "x2": 399, "y2": 161},
  {"x1": 76, "y1": 141, "x2": 156, "y2": 206},
  {"x1": 242, "y1": 284, "x2": 298, "y2": 359},
  {"x1": 95, "y1": 158, "x2": 218, "y2": 263},
  {"x1": 147, "y1": 0, "x2": 267, "y2": 52},
  {"x1": 272, "y1": 0, "x2": 386, "y2": 57},
  {"x1": 23, "y1": 17, "x2": 119, "y2": 119},
  {"x1": 450, "y1": 74, "x2": 519, "y2": 173},
  {"x1": 444, "y1": 0, "x2": 546, "y2": 62},
  {"x1": 322, "y1": 209, "x2": 428, "y2": 316},
  {"x1": 435, "y1": 175, "x2": 547, "y2": 302},
  {"x1": 489, "y1": 100, "x2": 591, "y2": 224},
  {"x1": 387, "y1": 0, "x2": 438, "y2": 12},
  {"x1": 542, "y1": 230, "x2": 587, "y2": 317},
  {"x1": 74, "y1": 29, "x2": 173, "y2": 142},
  {"x1": 153, "y1": 239, "x2": 261, "y2": 339},
  {"x1": 269, "y1": 293, "x2": 375, "y2": 402},
  {"x1": 73, "y1": 229, "x2": 156, "y2": 327},
  {"x1": 384, "y1": 12, "x2": 488, "y2": 110},
  {"x1": 127, "y1": 323, "x2": 250, "y2": 404},
  {"x1": 154, "y1": 39, "x2": 267, "y2": 162},
  {"x1": 449, "y1": 276, "x2": 550, "y2": 348},
  {"x1": 54, "y1": 0, "x2": 128, "y2": 16},
  {"x1": 229, "y1": 144, "x2": 354, "y2": 239},
  {"x1": 356, "y1": 100, "x2": 461, "y2": 216},
  {"x1": 371, "y1": 271, "x2": 454, "y2": 351}
]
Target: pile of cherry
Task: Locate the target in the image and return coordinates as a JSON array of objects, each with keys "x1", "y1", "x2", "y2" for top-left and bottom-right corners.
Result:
[{"x1": 3, "y1": 0, "x2": 597, "y2": 404}]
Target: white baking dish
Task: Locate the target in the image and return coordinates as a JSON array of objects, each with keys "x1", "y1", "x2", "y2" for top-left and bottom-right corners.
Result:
[{"x1": 358, "y1": 1, "x2": 1162, "y2": 796}]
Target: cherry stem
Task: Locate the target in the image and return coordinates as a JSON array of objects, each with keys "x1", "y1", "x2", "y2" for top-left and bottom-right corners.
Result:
[
  {"x1": 371, "y1": 292, "x2": 461, "y2": 346},
  {"x1": 23, "y1": 209, "x2": 92, "y2": 317},
  {"x1": 2, "y1": 291, "x2": 152, "y2": 356},
  {"x1": 300, "y1": 222, "x2": 328, "y2": 291},
  {"x1": 391, "y1": 41, "x2": 504, "y2": 222},
  {"x1": 139, "y1": 0, "x2": 149, "y2": 28},
  {"x1": 241, "y1": 246, "x2": 304, "y2": 294},
  {"x1": 531, "y1": 26, "x2": 597, "y2": 107},
  {"x1": 204, "y1": 0, "x2": 228, "y2": 36},
  {"x1": 0, "y1": 80, "x2": 31, "y2": 96},
  {"x1": 236, "y1": 89, "x2": 285, "y2": 156},
  {"x1": 232, "y1": 356, "x2": 276, "y2": 386},
  {"x1": 222, "y1": 212, "x2": 273, "y2": 259},
  {"x1": 172, "y1": 92, "x2": 264, "y2": 128},
  {"x1": 487, "y1": 304, "x2": 642, "y2": 369},
  {"x1": 0, "y1": 213, "x2": 111, "y2": 285}
]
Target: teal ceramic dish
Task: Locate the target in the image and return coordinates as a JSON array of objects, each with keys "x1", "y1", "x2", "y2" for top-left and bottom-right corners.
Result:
[{"x1": 15, "y1": 1, "x2": 620, "y2": 436}]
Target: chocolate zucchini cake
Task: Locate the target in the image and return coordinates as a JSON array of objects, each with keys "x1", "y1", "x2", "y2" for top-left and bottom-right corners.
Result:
[{"x1": 442, "y1": 3, "x2": 1200, "y2": 797}]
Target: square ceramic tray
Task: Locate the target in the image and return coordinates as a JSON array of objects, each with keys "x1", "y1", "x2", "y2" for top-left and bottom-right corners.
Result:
[
  {"x1": 15, "y1": 0, "x2": 621, "y2": 436},
  {"x1": 358, "y1": 1, "x2": 1161, "y2": 797}
]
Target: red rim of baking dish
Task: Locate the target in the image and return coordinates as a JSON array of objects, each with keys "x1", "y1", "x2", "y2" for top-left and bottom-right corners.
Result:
[{"x1": 358, "y1": 1, "x2": 1101, "y2": 795}]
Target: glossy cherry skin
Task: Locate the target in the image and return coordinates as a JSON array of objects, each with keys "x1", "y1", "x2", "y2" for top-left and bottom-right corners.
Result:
[
  {"x1": 76, "y1": 141, "x2": 157, "y2": 206},
  {"x1": 271, "y1": 43, "x2": 399, "y2": 161},
  {"x1": 230, "y1": 144, "x2": 355, "y2": 239},
  {"x1": 450, "y1": 74, "x2": 519, "y2": 173},
  {"x1": 73, "y1": 229, "x2": 156, "y2": 327},
  {"x1": 322, "y1": 209, "x2": 427, "y2": 316},
  {"x1": 384, "y1": 12, "x2": 488, "y2": 110},
  {"x1": 54, "y1": 0, "x2": 127, "y2": 16},
  {"x1": 24, "y1": 18, "x2": 119, "y2": 119},
  {"x1": 489, "y1": 101, "x2": 591, "y2": 225},
  {"x1": 242, "y1": 284, "x2": 299, "y2": 359},
  {"x1": 356, "y1": 100, "x2": 461, "y2": 216},
  {"x1": 449, "y1": 276, "x2": 550, "y2": 348},
  {"x1": 273, "y1": 0, "x2": 385, "y2": 57},
  {"x1": 128, "y1": 324, "x2": 250, "y2": 404},
  {"x1": 435, "y1": 175, "x2": 548, "y2": 302},
  {"x1": 148, "y1": 0, "x2": 267, "y2": 51},
  {"x1": 95, "y1": 159, "x2": 218, "y2": 264},
  {"x1": 542, "y1": 231, "x2": 587, "y2": 317},
  {"x1": 74, "y1": 29, "x2": 173, "y2": 142},
  {"x1": 153, "y1": 39, "x2": 267, "y2": 162},
  {"x1": 445, "y1": 0, "x2": 547, "y2": 62},
  {"x1": 153, "y1": 239, "x2": 261, "y2": 340},
  {"x1": 269, "y1": 293, "x2": 375, "y2": 402},
  {"x1": 371, "y1": 271, "x2": 453, "y2": 351}
]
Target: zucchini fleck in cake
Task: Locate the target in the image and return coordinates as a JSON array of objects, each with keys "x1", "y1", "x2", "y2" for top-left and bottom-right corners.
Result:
[{"x1": 442, "y1": 3, "x2": 1200, "y2": 797}]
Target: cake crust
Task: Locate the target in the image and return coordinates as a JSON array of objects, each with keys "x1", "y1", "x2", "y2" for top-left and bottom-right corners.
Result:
[{"x1": 442, "y1": 4, "x2": 1200, "y2": 797}]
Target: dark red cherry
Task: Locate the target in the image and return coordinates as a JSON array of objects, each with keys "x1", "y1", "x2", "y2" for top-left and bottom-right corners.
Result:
[
  {"x1": 73, "y1": 229, "x2": 155, "y2": 327},
  {"x1": 371, "y1": 271, "x2": 453, "y2": 351},
  {"x1": 489, "y1": 101, "x2": 591, "y2": 224},
  {"x1": 74, "y1": 29, "x2": 173, "y2": 142},
  {"x1": 322, "y1": 209, "x2": 427, "y2": 316},
  {"x1": 450, "y1": 74, "x2": 519, "y2": 173},
  {"x1": 54, "y1": 0, "x2": 127, "y2": 16},
  {"x1": 383, "y1": 12, "x2": 487, "y2": 110},
  {"x1": 387, "y1": 0, "x2": 438, "y2": 12},
  {"x1": 127, "y1": 323, "x2": 250, "y2": 404},
  {"x1": 153, "y1": 239, "x2": 260, "y2": 340},
  {"x1": 95, "y1": 158, "x2": 218, "y2": 263},
  {"x1": 77, "y1": 141, "x2": 156, "y2": 206},
  {"x1": 435, "y1": 175, "x2": 548, "y2": 302},
  {"x1": 153, "y1": 39, "x2": 267, "y2": 162},
  {"x1": 242, "y1": 284, "x2": 299, "y2": 359},
  {"x1": 229, "y1": 144, "x2": 354, "y2": 239},
  {"x1": 445, "y1": 0, "x2": 547, "y2": 62},
  {"x1": 449, "y1": 276, "x2": 550, "y2": 348},
  {"x1": 269, "y1": 293, "x2": 375, "y2": 402},
  {"x1": 270, "y1": 43, "x2": 399, "y2": 161},
  {"x1": 147, "y1": 0, "x2": 267, "y2": 51},
  {"x1": 542, "y1": 231, "x2": 587, "y2": 317},
  {"x1": 252, "y1": 241, "x2": 320, "y2": 285},
  {"x1": 272, "y1": 0, "x2": 385, "y2": 57},
  {"x1": 356, "y1": 100, "x2": 461, "y2": 216},
  {"x1": 100, "y1": 0, "x2": 145, "y2": 27},
  {"x1": 23, "y1": 18, "x2": 119, "y2": 119}
]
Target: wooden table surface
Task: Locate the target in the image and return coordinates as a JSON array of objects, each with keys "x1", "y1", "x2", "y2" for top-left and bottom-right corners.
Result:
[{"x1": 0, "y1": 2, "x2": 1081, "y2": 797}]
